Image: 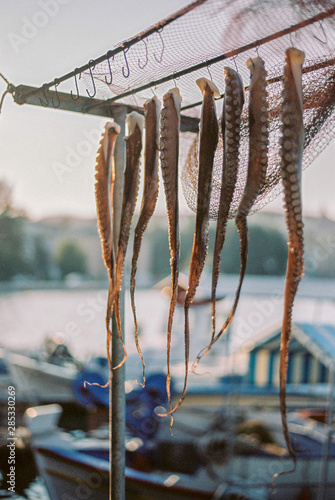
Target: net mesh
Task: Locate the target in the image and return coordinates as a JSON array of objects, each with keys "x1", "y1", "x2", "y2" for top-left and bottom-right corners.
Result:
[
  {"x1": 183, "y1": 57, "x2": 335, "y2": 218},
  {"x1": 84, "y1": 0, "x2": 335, "y2": 217}
]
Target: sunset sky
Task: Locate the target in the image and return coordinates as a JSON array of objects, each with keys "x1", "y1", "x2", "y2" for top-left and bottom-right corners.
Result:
[{"x1": 0, "y1": 0, "x2": 334, "y2": 221}]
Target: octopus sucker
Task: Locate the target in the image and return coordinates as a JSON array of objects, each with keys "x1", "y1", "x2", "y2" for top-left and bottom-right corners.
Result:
[
  {"x1": 157, "y1": 87, "x2": 182, "y2": 424},
  {"x1": 113, "y1": 112, "x2": 144, "y2": 370},
  {"x1": 130, "y1": 97, "x2": 160, "y2": 386},
  {"x1": 278, "y1": 47, "x2": 305, "y2": 466},
  {"x1": 159, "y1": 78, "x2": 219, "y2": 418},
  {"x1": 227, "y1": 56, "x2": 269, "y2": 338},
  {"x1": 94, "y1": 122, "x2": 121, "y2": 381},
  {"x1": 197, "y1": 57, "x2": 269, "y2": 363},
  {"x1": 210, "y1": 67, "x2": 244, "y2": 346}
]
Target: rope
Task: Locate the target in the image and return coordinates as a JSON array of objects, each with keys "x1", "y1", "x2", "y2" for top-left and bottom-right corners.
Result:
[{"x1": 0, "y1": 73, "x2": 16, "y2": 114}]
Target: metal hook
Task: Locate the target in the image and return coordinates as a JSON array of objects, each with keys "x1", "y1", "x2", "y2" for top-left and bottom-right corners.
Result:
[
  {"x1": 71, "y1": 69, "x2": 80, "y2": 101},
  {"x1": 51, "y1": 79, "x2": 60, "y2": 108},
  {"x1": 206, "y1": 61, "x2": 213, "y2": 81},
  {"x1": 153, "y1": 28, "x2": 164, "y2": 64},
  {"x1": 232, "y1": 55, "x2": 239, "y2": 73},
  {"x1": 86, "y1": 60, "x2": 97, "y2": 98},
  {"x1": 122, "y1": 47, "x2": 130, "y2": 78},
  {"x1": 289, "y1": 31, "x2": 296, "y2": 48},
  {"x1": 313, "y1": 21, "x2": 328, "y2": 45},
  {"x1": 105, "y1": 51, "x2": 114, "y2": 85},
  {"x1": 138, "y1": 39, "x2": 149, "y2": 70},
  {"x1": 39, "y1": 84, "x2": 49, "y2": 107}
]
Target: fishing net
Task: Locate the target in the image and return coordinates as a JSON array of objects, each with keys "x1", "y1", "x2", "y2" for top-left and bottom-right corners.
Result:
[
  {"x1": 183, "y1": 57, "x2": 335, "y2": 218},
  {"x1": 84, "y1": 0, "x2": 335, "y2": 218}
]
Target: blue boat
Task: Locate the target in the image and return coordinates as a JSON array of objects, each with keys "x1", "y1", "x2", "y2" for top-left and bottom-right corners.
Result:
[{"x1": 25, "y1": 398, "x2": 335, "y2": 499}]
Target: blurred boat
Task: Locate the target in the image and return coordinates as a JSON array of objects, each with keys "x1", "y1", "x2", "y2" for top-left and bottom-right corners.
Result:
[
  {"x1": 7, "y1": 335, "x2": 80, "y2": 404},
  {"x1": 5, "y1": 333, "x2": 240, "y2": 408},
  {"x1": 0, "y1": 347, "x2": 14, "y2": 394},
  {"x1": 24, "y1": 400, "x2": 335, "y2": 499}
]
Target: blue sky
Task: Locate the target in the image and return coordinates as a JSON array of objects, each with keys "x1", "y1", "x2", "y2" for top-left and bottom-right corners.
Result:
[{"x1": 0, "y1": 0, "x2": 334, "y2": 220}]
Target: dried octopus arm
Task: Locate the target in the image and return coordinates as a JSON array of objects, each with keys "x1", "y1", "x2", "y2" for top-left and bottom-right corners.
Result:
[
  {"x1": 113, "y1": 112, "x2": 144, "y2": 370},
  {"x1": 226, "y1": 56, "x2": 269, "y2": 334},
  {"x1": 94, "y1": 122, "x2": 120, "y2": 377},
  {"x1": 130, "y1": 97, "x2": 160, "y2": 386},
  {"x1": 196, "y1": 57, "x2": 269, "y2": 365},
  {"x1": 210, "y1": 67, "x2": 244, "y2": 342},
  {"x1": 159, "y1": 78, "x2": 219, "y2": 417},
  {"x1": 157, "y1": 88, "x2": 181, "y2": 420},
  {"x1": 278, "y1": 47, "x2": 305, "y2": 465}
]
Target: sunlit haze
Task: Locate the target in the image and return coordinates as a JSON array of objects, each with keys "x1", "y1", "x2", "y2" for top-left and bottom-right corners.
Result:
[{"x1": 0, "y1": 0, "x2": 334, "y2": 221}]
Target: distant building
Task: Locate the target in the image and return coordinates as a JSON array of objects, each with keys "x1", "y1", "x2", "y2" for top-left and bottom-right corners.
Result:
[{"x1": 247, "y1": 323, "x2": 335, "y2": 387}]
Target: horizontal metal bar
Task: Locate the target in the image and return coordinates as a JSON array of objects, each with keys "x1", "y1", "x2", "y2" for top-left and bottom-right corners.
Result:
[
  {"x1": 181, "y1": 56, "x2": 335, "y2": 112},
  {"x1": 13, "y1": 84, "x2": 199, "y2": 133},
  {"x1": 85, "y1": 6, "x2": 335, "y2": 113},
  {"x1": 18, "y1": 0, "x2": 205, "y2": 101},
  {"x1": 14, "y1": 84, "x2": 131, "y2": 118},
  {"x1": 14, "y1": 5, "x2": 335, "y2": 114}
]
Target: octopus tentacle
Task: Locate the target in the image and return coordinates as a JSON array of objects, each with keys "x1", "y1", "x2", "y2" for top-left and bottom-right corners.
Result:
[
  {"x1": 94, "y1": 122, "x2": 120, "y2": 380},
  {"x1": 211, "y1": 68, "x2": 244, "y2": 342},
  {"x1": 196, "y1": 57, "x2": 269, "y2": 363},
  {"x1": 114, "y1": 112, "x2": 144, "y2": 370},
  {"x1": 278, "y1": 47, "x2": 305, "y2": 466},
  {"x1": 130, "y1": 97, "x2": 160, "y2": 386},
  {"x1": 159, "y1": 78, "x2": 219, "y2": 418},
  {"x1": 157, "y1": 88, "x2": 181, "y2": 423},
  {"x1": 230, "y1": 56, "x2": 269, "y2": 337}
]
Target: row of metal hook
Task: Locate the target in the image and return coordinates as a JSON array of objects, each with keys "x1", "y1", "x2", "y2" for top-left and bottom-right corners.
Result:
[
  {"x1": 39, "y1": 28, "x2": 165, "y2": 108},
  {"x1": 39, "y1": 80, "x2": 60, "y2": 107},
  {"x1": 138, "y1": 28, "x2": 165, "y2": 69},
  {"x1": 38, "y1": 15, "x2": 327, "y2": 109}
]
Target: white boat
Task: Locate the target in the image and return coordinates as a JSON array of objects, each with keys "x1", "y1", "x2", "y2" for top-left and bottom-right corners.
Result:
[{"x1": 7, "y1": 337, "x2": 79, "y2": 404}]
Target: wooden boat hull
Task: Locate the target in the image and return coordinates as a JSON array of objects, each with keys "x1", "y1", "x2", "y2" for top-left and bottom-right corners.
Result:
[
  {"x1": 26, "y1": 404, "x2": 335, "y2": 500},
  {"x1": 33, "y1": 444, "x2": 215, "y2": 500},
  {"x1": 32, "y1": 440, "x2": 335, "y2": 500}
]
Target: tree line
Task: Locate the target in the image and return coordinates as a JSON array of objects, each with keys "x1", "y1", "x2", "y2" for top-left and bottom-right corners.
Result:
[
  {"x1": 0, "y1": 181, "x2": 86, "y2": 281},
  {"x1": 1, "y1": 179, "x2": 334, "y2": 283},
  {"x1": 147, "y1": 217, "x2": 288, "y2": 281}
]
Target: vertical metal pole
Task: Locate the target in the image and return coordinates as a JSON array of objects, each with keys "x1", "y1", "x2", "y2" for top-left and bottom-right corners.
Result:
[
  {"x1": 224, "y1": 323, "x2": 237, "y2": 489},
  {"x1": 110, "y1": 107, "x2": 127, "y2": 500},
  {"x1": 318, "y1": 362, "x2": 335, "y2": 500}
]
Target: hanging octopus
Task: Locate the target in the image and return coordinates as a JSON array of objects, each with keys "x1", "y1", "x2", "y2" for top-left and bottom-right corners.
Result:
[
  {"x1": 278, "y1": 47, "x2": 305, "y2": 465},
  {"x1": 113, "y1": 111, "x2": 144, "y2": 370},
  {"x1": 94, "y1": 122, "x2": 120, "y2": 377},
  {"x1": 158, "y1": 87, "x2": 182, "y2": 420},
  {"x1": 195, "y1": 56, "x2": 269, "y2": 365},
  {"x1": 210, "y1": 67, "x2": 244, "y2": 345},
  {"x1": 159, "y1": 77, "x2": 220, "y2": 418},
  {"x1": 130, "y1": 97, "x2": 160, "y2": 386}
]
